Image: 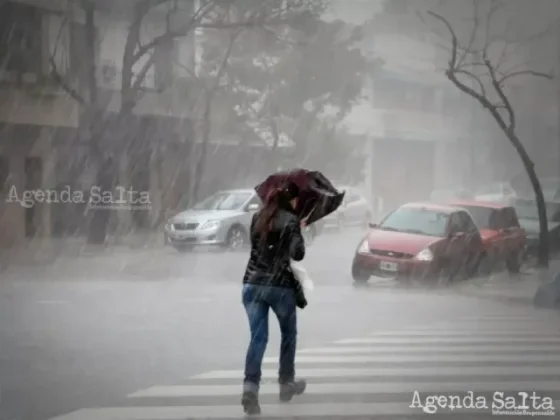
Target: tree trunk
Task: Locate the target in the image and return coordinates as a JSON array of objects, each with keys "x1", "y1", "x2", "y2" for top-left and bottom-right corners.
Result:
[
  {"x1": 508, "y1": 131, "x2": 549, "y2": 267},
  {"x1": 190, "y1": 93, "x2": 213, "y2": 204}
]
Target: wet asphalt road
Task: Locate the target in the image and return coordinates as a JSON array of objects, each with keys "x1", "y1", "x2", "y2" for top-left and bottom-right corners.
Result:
[{"x1": 1, "y1": 228, "x2": 556, "y2": 420}]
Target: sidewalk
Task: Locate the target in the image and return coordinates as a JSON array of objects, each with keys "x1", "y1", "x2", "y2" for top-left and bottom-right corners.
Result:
[
  {"x1": 455, "y1": 260, "x2": 560, "y2": 307},
  {"x1": 1, "y1": 232, "x2": 165, "y2": 272}
]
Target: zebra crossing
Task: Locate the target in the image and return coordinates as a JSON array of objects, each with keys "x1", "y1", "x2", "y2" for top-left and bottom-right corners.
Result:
[{"x1": 49, "y1": 311, "x2": 560, "y2": 419}]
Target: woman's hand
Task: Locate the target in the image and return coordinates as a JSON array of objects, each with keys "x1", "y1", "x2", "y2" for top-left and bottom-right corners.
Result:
[{"x1": 300, "y1": 218, "x2": 307, "y2": 229}]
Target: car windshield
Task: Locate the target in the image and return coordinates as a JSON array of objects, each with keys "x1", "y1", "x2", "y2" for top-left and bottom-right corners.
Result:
[
  {"x1": 379, "y1": 207, "x2": 449, "y2": 237},
  {"x1": 192, "y1": 192, "x2": 251, "y2": 211},
  {"x1": 514, "y1": 200, "x2": 560, "y2": 222},
  {"x1": 459, "y1": 206, "x2": 496, "y2": 229}
]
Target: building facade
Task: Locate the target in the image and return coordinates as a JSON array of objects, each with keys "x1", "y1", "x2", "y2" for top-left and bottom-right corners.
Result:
[
  {"x1": 0, "y1": 0, "x2": 199, "y2": 249},
  {"x1": 331, "y1": 0, "x2": 560, "y2": 215}
]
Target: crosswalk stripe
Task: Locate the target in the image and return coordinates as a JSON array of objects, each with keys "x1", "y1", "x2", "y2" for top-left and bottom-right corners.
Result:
[
  {"x1": 404, "y1": 321, "x2": 558, "y2": 327},
  {"x1": 336, "y1": 337, "x2": 560, "y2": 344},
  {"x1": 262, "y1": 354, "x2": 560, "y2": 363},
  {"x1": 46, "y1": 310, "x2": 560, "y2": 420},
  {"x1": 367, "y1": 330, "x2": 560, "y2": 336},
  {"x1": 128, "y1": 380, "x2": 560, "y2": 397},
  {"x1": 297, "y1": 344, "x2": 560, "y2": 354},
  {"x1": 191, "y1": 365, "x2": 560, "y2": 380},
  {"x1": 44, "y1": 401, "x2": 500, "y2": 420}
]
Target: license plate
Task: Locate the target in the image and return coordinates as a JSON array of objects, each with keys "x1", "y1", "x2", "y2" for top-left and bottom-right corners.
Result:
[{"x1": 379, "y1": 261, "x2": 398, "y2": 272}]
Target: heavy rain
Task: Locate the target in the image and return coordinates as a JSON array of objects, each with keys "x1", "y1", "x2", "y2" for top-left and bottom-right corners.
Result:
[{"x1": 0, "y1": 0, "x2": 560, "y2": 419}]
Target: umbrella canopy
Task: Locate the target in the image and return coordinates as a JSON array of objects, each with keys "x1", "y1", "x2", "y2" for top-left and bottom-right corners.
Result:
[{"x1": 255, "y1": 169, "x2": 345, "y2": 225}]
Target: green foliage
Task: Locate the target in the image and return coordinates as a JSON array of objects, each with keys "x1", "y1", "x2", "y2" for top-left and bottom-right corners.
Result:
[{"x1": 197, "y1": 6, "x2": 372, "y2": 148}]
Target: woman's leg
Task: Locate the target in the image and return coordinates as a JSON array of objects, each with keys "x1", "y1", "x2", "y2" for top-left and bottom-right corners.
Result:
[
  {"x1": 241, "y1": 284, "x2": 269, "y2": 413},
  {"x1": 270, "y1": 288, "x2": 306, "y2": 401}
]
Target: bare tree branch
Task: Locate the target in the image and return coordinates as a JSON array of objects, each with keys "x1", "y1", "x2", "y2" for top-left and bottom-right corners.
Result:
[
  {"x1": 498, "y1": 69, "x2": 553, "y2": 84},
  {"x1": 427, "y1": 6, "x2": 554, "y2": 267},
  {"x1": 131, "y1": 53, "x2": 156, "y2": 92}
]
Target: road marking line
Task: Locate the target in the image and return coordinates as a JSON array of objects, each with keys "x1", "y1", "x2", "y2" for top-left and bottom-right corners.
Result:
[
  {"x1": 128, "y1": 380, "x2": 560, "y2": 398},
  {"x1": 262, "y1": 354, "x2": 560, "y2": 364},
  {"x1": 366, "y1": 330, "x2": 560, "y2": 336},
  {"x1": 191, "y1": 365, "x2": 560, "y2": 380},
  {"x1": 336, "y1": 337, "x2": 560, "y2": 344},
  {"x1": 44, "y1": 401, "x2": 498, "y2": 419},
  {"x1": 297, "y1": 344, "x2": 560, "y2": 354}
]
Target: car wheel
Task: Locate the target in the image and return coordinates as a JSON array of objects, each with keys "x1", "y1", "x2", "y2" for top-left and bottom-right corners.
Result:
[
  {"x1": 351, "y1": 262, "x2": 370, "y2": 285},
  {"x1": 225, "y1": 226, "x2": 248, "y2": 250},
  {"x1": 435, "y1": 261, "x2": 458, "y2": 286},
  {"x1": 506, "y1": 250, "x2": 521, "y2": 274},
  {"x1": 477, "y1": 253, "x2": 493, "y2": 277},
  {"x1": 174, "y1": 245, "x2": 194, "y2": 253}
]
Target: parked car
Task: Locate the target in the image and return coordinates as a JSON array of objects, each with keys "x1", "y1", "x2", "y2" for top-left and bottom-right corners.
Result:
[
  {"x1": 164, "y1": 189, "x2": 318, "y2": 252},
  {"x1": 474, "y1": 182, "x2": 516, "y2": 204},
  {"x1": 448, "y1": 201, "x2": 526, "y2": 274},
  {"x1": 513, "y1": 198, "x2": 560, "y2": 257},
  {"x1": 539, "y1": 177, "x2": 560, "y2": 201},
  {"x1": 164, "y1": 189, "x2": 260, "y2": 252},
  {"x1": 351, "y1": 202, "x2": 485, "y2": 285},
  {"x1": 320, "y1": 186, "x2": 372, "y2": 229}
]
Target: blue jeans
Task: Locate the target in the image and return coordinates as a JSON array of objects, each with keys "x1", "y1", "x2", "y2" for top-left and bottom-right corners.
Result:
[{"x1": 242, "y1": 283, "x2": 297, "y2": 392}]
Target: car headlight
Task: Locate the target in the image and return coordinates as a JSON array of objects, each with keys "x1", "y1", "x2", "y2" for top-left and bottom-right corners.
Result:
[
  {"x1": 357, "y1": 238, "x2": 370, "y2": 254},
  {"x1": 200, "y1": 220, "x2": 220, "y2": 230},
  {"x1": 165, "y1": 223, "x2": 174, "y2": 231},
  {"x1": 415, "y1": 248, "x2": 434, "y2": 261}
]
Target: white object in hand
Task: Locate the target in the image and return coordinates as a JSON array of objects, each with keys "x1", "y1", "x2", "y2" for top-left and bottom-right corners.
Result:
[{"x1": 290, "y1": 259, "x2": 314, "y2": 291}]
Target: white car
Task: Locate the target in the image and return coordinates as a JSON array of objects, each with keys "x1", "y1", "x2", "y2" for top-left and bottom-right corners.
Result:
[
  {"x1": 475, "y1": 182, "x2": 516, "y2": 204},
  {"x1": 321, "y1": 186, "x2": 372, "y2": 229}
]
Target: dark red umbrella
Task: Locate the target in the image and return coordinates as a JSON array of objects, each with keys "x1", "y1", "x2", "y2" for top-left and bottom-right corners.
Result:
[{"x1": 255, "y1": 169, "x2": 345, "y2": 225}]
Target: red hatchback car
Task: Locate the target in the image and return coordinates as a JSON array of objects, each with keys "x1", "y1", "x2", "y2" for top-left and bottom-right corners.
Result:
[
  {"x1": 351, "y1": 203, "x2": 485, "y2": 284},
  {"x1": 448, "y1": 201, "x2": 526, "y2": 274}
]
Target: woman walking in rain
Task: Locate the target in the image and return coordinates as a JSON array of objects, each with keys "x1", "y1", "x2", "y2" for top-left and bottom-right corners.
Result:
[{"x1": 241, "y1": 181, "x2": 308, "y2": 415}]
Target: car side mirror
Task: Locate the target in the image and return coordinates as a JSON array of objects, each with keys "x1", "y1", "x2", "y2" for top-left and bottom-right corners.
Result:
[
  {"x1": 247, "y1": 203, "x2": 260, "y2": 212},
  {"x1": 368, "y1": 222, "x2": 378, "y2": 229}
]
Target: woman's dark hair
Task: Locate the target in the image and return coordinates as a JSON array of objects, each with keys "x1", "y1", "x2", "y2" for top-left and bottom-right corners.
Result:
[{"x1": 255, "y1": 181, "x2": 300, "y2": 242}]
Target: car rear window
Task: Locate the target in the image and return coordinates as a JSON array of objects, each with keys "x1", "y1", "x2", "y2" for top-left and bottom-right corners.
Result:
[
  {"x1": 501, "y1": 207, "x2": 520, "y2": 228},
  {"x1": 460, "y1": 206, "x2": 495, "y2": 229}
]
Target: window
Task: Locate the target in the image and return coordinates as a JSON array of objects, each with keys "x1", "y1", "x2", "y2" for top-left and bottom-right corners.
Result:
[
  {"x1": 69, "y1": 22, "x2": 100, "y2": 90},
  {"x1": 460, "y1": 206, "x2": 495, "y2": 229},
  {"x1": 501, "y1": 207, "x2": 520, "y2": 228},
  {"x1": 154, "y1": 39, "x2": 178, "y2": 90},
  {"x1": 192, "y1": 191, "x2": 252, "y2": 211},
  {"x1": 0, "y1": 2, "x2": 43, "y2": 74},
  {"x1": 447, "y1": 213, "x2": 463, "y2": 235},
  {"x1": 373, "y1": 77, "x2": 408, "y2": 110},
  {"x1": 457, "y1": 211, "x2": 480, "y2": 233},
  {"x1": 379, "y1": 207, "x2": 449, "y2": 237},
  {"x1": 246, "y1": 195, "x2": 261, "y2": 209},
  {"x1": 408, "y1": 84, "x2": 436, "y2": 111}
]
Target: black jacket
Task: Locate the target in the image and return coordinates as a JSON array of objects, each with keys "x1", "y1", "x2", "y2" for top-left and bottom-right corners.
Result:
[{"x1": 243, "y1": 208, "x2": 307, "y2": 308}]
